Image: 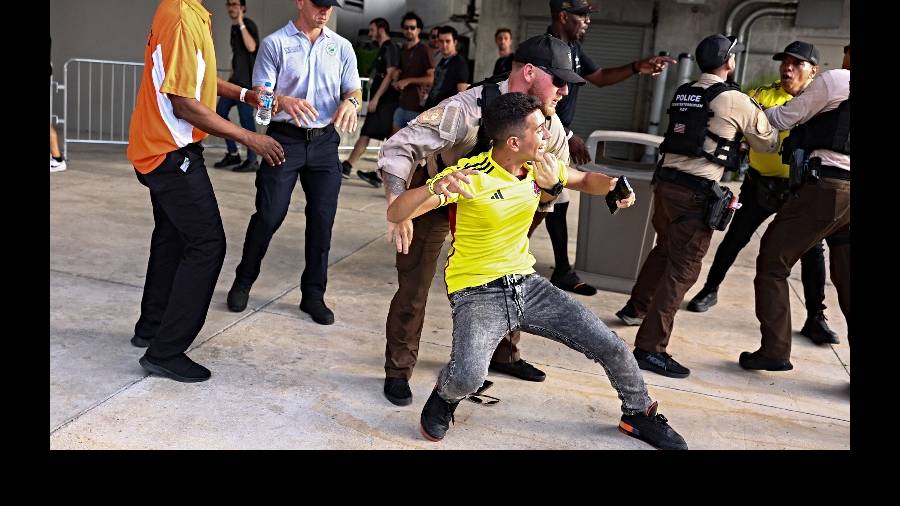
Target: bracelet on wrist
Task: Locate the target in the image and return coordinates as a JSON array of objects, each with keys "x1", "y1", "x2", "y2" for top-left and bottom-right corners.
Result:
[{"x1": 239, "y1": 88, "x2": 248, "y2": 103}]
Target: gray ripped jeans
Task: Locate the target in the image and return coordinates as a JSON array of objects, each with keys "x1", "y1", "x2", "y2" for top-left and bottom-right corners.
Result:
[{"x1": 437, "y1": 273, "x2": 652, "y2": 415}]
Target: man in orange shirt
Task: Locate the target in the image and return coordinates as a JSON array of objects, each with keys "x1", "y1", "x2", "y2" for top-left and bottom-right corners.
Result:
[{"x1": 127, "y1": 0, "x2": 284, "y2": 382}]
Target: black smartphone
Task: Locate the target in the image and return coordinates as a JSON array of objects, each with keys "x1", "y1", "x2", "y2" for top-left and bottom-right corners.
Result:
[{"x1": 605, "y1": 176, "x2": 633, "y2": 215}]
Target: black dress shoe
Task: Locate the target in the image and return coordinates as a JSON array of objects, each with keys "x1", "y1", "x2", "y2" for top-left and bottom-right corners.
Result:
[
  {"x1": 551, "y1": 269, "x2": 598, "y2": 296},
  {"x1": 633, "y1": 348, "x2": 690, "y2": 378},
  {"x1": 384, "y1": 377, "x2": 413, "y2": 406},
  {"x1": 739, "y1": 350, "x2": 793, "y2": 371},
  {"x1": 299, "y1": 299, "x2": 335, "y2": 325},
  {"x1": 227, "y1": 283, "x2": 250, "y2": 312},
  {"x1": 800, "y1": 313, "x2": 840, "y2": 345},
  {"x1": 489, "y1": 359, "x2": 546, "y2": 382},
  {"x1": 687, "y1": 289, "x2": 718, "y2": 312},
  {"x1": 341, "y1": 160, "x2": 353, "y2": 179},
  {"x1": 213, "y1": 153, "x2": 241, "y2": 168},
  {"x1": 131, "y1": 335, "x2": 152, "y2": 348},
  {"x1": 233, "y1": 160, "x2": 259, "y2": 172},
  {"x1": 139, "y1": 352, "x2": 211, "y2": 383},
  {"x1": 357, "y1": 170, "x2": 382, "y2": 188}
]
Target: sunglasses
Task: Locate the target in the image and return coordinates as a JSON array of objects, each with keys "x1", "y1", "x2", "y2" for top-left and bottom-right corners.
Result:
[
  {"x1": 402, "y1": 25, "x2": 418, "y2": 31},
  {"x1": 467, "y1": 393, "x2": 500, "y2": 405},
  {"x1": 536, "y1": 66, "x2": 567, "y2": 88}
]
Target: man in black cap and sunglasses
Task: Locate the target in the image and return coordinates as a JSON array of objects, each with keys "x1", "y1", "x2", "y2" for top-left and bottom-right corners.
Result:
[
  {"x1": 616, "y1": 34, "x2": 779, "y2": 379},
  {"x1": 375, "y1": 34, "x2": 627, "y2": 408}
]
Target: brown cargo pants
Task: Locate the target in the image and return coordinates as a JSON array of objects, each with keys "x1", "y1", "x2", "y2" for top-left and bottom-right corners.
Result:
[
  {"x1": 630, "y1": 180, "x2": 715, "y2": 353},
  {"x1": 754, "y1": 177, "x2": 850, "y2": 360}
]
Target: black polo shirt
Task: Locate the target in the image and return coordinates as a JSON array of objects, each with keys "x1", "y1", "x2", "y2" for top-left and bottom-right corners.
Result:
[
  {"x1": 547, "y1": 27, "x2": 599, "y2": 130},
  {"x1": 229, "y1": 18, "x2": 260, "y2": 89}
]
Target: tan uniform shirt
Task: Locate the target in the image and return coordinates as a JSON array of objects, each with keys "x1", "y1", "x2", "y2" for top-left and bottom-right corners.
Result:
[
  {"x1": 378, "y1": 79, "x2": 571, "y2": 194},
  {"x1": 663, "y1": 73, "x2": 779, "y2": 181},
  {"x1": 765, "y1": 69, "x2": 850, "y2": 171}
]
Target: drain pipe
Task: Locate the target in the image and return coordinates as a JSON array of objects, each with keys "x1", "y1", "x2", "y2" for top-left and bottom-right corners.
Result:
[
  {"x1": 737, "y1": 5, "x2": 798, "y2": 85},
  {"x1": 642, "y1": 51, "x2": 671, "y2": 163}
]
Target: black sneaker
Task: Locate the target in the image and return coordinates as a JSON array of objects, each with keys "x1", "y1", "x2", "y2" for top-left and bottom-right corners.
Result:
[
  {"x1": 299, "y1": 299, "x2": 335, "y2": 325},
  {"x1": 139, "y1": 352, "x2": 211, "y2": 383},
  {"x1": 633, "y1": 348, "x2": 690, "y2": 378},
  {"x1": 341, "y1": 160, "x2": 353, "y2": 179},
  {"x1": 687, "y1": 289, "x2": 718, "y2": 312},
  {"x1": 131, "y1": 335, "x2": 152, "y2": 348},
  {"x1": 618, "y1": 401, "x2": 688, "y2": 450},
  {"x1": 420, "y1": 388, "x2": 460, "y2": 442},
  {"x1": 357, "y1": 170, "x2": 382, "y2": 188},
  {"x1": 489, "y1": 359, "x2": 546, "y2": 382},
  {"x1": 213, "y1": 153, "x2": 241, "y2": 168},
  {"x1": 227, "y1": 283, "x2": 251, "y2": 312},
  {"x1": 615, "y1": 301, "x2": 644, "y2": 326},
  {"x1": 800, "y1": 313, "x2": 840, "y2": 345},
  {"x1": 384, "y1": 377, "x2": 413, "y2": 406},
  {"x1": 551, "y1": 269, "x2": 598, "y2": 296},
  {"x1": 739, "y1": 350, "x2": 793, "y2": 371},
  {"x1": 233, "y1": 160, "x2": 259, "y2": 172}
]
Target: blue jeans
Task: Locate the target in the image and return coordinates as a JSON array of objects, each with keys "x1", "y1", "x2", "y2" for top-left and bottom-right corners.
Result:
[
  {"x1": 392, "y1": 107, "x2": 420, "y2": 130},
  {"x1": 437, "y1": 273, "x2": 652, "y2": 415},
  {"x1": 216, "y1": 96, "x2": 257, "y2": 162}
]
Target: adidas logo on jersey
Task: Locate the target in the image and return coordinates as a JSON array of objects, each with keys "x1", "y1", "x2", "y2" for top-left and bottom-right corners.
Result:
[{"x1": 490, "y1": 190, "x2": 505, "y2": 200}]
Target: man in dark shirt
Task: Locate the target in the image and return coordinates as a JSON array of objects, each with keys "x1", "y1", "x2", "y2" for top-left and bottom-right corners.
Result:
[
  {"x1": 213, "y1": 0, "x2": 261, "y2": 173},
  {"x1": 424, "y1": 26, "x2": 470, "y2": 109},
  {"x1": 345, "y1": 17, "x2": 401, "y2": 188},
  {"x1": 535, "y1": 0, "x2": 676, "y2": 296},
  {"x1": 391, "y1": 12, "x2": 434, "y2": 136},
  {"x1": 492, "y1": 27, "x2": 513, "y2": 76}
]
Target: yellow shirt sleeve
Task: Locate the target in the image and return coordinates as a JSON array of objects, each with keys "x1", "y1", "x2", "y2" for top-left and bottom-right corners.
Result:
[{"x1": 159, "y1": 20, "x2": 201, "y2": 99}]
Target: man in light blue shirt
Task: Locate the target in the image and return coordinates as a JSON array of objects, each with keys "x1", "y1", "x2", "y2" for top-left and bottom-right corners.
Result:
[{"x1": 227, "y1": 0, "x2": 362, "y2": 326}]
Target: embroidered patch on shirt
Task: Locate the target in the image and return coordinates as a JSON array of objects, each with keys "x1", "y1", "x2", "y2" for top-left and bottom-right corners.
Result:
[
  {"x1": 417, "y1": 106, "x2": 444, "y2": 127},
  {"x1": 325, "y1": 42, "x2": 337, "y2": 56},
  {"x1": 284, "y1": 45, "x2": 302, "y2": 54}
]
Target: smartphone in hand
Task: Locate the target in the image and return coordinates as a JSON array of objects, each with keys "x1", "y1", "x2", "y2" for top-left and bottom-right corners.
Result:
[{"x1": 605, "y1": 176, "x2": 633, "y2": 215}]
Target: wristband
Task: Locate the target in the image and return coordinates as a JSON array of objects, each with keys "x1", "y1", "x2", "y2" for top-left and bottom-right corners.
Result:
[{"x1": 239, "y1": 87, "x2": 248, "y2": 103}]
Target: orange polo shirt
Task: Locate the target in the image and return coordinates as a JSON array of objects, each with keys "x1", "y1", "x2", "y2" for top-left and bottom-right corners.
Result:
[{"x1": 127, "y1": 0, "x2": 218, "y2": 174}]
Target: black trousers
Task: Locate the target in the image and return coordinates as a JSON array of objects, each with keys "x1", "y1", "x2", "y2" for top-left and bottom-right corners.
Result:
[
  {"x1": 701, "y1": 169, "x2": 827, "y2": 315},
  {"x1": 233, "y1": 123, "x2": 342, "y2": 301},
  {"x1": 134, "y1": 143, "x2": 227, "y2": 359}
]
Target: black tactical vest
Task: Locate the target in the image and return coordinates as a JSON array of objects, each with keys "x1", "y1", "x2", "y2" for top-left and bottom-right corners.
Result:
[
  {"x1": 464, "y1": 77, "x2": 503, "y2": 159},
  {"x1": 660, "y1": 81, "x2": 745, "y2": 171},
  {"x1": 781, "y1": 97, "x2": 850, "y2": 164}
]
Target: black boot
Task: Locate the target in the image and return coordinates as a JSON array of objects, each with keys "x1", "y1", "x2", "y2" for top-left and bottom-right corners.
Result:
[{"x1": 419, "y1": 388, "x2": 460, "y2": 441}]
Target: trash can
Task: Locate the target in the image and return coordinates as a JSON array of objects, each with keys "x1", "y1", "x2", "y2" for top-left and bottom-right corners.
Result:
[{"x1": 573, "y1": 131, "x2": 663, "y2": 294}]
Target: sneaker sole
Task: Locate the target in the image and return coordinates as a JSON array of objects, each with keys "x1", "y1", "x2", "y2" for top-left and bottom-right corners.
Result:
[
  {"x1": 488, "y1": 365, "x2": 546, "y2": 382},
  {"x1": 636, "y1": 359, "x2": 690, "y2": 378},
  {"x1": 617, "y1": 422, "x2": 661, "y2": 450},
  {"x1": 686, "y1": 303, "x2": 711, "y2": 313},
  {"x1": 139, "y1": 357, "x2": 210, "y2": 383},
  {"x1": 739, "y1": 361, "x2": 794, "y2": 371},
  {"x1": 615, "y1": 311, "x2": 643, "y2": 326},
  {"x1": 419, "y1": 422, "x2": 443, "y2": 442},
  {"x1": 800, "y1": 329, "x2": 840, "y2": 345},
  {"x1": 384, "y1": 391, "x2": 413, "y2": 406}
]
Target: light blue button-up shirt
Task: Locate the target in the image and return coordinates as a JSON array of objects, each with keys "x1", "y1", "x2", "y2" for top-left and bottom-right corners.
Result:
[{"x1": 253, "y1": 23, "x2": 361, "y2": 128}]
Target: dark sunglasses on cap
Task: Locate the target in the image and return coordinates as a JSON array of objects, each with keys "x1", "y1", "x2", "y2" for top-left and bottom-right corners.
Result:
[{"x1": 536, "y1": 66, "x2": 568, "y2": 88}]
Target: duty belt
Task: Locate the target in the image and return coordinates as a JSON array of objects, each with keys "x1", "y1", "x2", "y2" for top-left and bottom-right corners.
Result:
[{"x1": 654, "y1": 166, "x2": 717, "y2": 193}]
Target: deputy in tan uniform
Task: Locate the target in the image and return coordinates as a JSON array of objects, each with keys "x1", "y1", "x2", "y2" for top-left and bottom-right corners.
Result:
[
  {"x1": 376, "y1": 34, "x2": 621, "y2": 406},
  {"x1": 616, "y1": 34, "x2": 779, "y2": 379},
  {"x1": 740, "y1": 46, "x2": 850, "y2": 371}
]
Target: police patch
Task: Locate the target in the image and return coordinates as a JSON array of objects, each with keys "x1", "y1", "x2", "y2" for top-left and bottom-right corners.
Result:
[{"x1": 416, "y1": 106, "x2": 444, "y2": 127}]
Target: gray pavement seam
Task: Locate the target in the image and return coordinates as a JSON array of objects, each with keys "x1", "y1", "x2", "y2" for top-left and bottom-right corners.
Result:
[
  {"x1": 50, "y1": 269, "x2": 144, "y2": 290},
  {"x1": 50, "y1": 376, "x2": 148, "y2": 435}
]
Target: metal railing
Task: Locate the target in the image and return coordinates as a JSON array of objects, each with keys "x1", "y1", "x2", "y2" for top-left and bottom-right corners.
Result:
[{"x1": 53, "y1": 58, "x2": 379, "y2": 159}]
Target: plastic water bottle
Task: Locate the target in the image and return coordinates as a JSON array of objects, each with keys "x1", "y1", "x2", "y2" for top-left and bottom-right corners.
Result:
[{"x1": 255, "y1": 81, "x2": 274, "y2": 126}]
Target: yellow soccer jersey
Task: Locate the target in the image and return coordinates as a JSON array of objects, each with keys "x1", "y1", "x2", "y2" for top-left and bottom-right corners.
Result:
[
  {"x1": 427, "y1": 149, "x2": 568, "y2": 294},
  {"x1": 747, "y1": 81, "x2": 793, "y2": 178}
]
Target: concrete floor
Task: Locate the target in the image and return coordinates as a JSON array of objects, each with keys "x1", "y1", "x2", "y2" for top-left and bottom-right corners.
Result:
[{"x1": 49, "y1": 143, "x2": 849, "y2": 449}]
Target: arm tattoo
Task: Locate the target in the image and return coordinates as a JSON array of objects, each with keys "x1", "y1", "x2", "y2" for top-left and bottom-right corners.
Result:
[{"x1": 383, "y1": 172, "x2": 407, "y2": 197}]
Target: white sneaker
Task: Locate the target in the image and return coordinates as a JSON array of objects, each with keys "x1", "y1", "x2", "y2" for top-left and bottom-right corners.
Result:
[{"x1": 50, "y1": 157, "x2": 67, "y2": 172}]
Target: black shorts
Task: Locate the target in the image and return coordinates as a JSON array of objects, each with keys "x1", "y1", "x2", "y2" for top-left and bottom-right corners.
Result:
[{"x1": 360, "y1": 100, "x2": 398, "y2": 141}]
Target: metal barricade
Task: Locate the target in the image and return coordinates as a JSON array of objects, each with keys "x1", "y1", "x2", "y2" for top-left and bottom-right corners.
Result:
[{"x1": 54, "y1": 58, "x2": 379, "y2": 158}]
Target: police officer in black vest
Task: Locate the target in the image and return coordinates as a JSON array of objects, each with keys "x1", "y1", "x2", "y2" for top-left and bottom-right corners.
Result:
[
  {"x1": 616, "y1": 34, "x2": 779, "y2": 379},
  {"x1": 740, "y1": 46, "x2": 850, "y2": 371}
]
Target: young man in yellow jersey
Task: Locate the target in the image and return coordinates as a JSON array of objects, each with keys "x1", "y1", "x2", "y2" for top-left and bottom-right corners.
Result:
[
  {"x1": 686, "y1": 41, "x2": 839, "y2": 346},
  {"x1": 387, "y1": 92, "x2": 688, "y2": 450}
]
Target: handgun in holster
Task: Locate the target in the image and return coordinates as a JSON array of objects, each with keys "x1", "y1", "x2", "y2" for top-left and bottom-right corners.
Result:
[
  {"x1": 705, "y1": 184, "x2": 737, "y2": 231},
  {"x1": 787, "y1": 148, "x2": 809, "y2": 192}
]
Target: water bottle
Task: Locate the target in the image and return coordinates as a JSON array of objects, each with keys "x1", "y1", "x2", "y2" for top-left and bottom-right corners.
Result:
[{"x1": 255, "y1": 81, "x2": 274, "y2": 126}]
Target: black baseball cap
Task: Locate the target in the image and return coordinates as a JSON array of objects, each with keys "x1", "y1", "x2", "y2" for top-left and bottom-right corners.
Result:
[
  {"x1": 513, "y1": 34, "x2": 586, "y2": 85},
  {"x1": 695, "y1": 34, "x2": 744, "y2": 72},
  {"x1": 549, "y1": 0, "x2": 598, "y2": 15},
  {"x1": 773, "y1": 40, "x2": 820, "y2": 65},
  {"x1": 311, "y1": 0, "x2": 344, "y2": 7}
]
